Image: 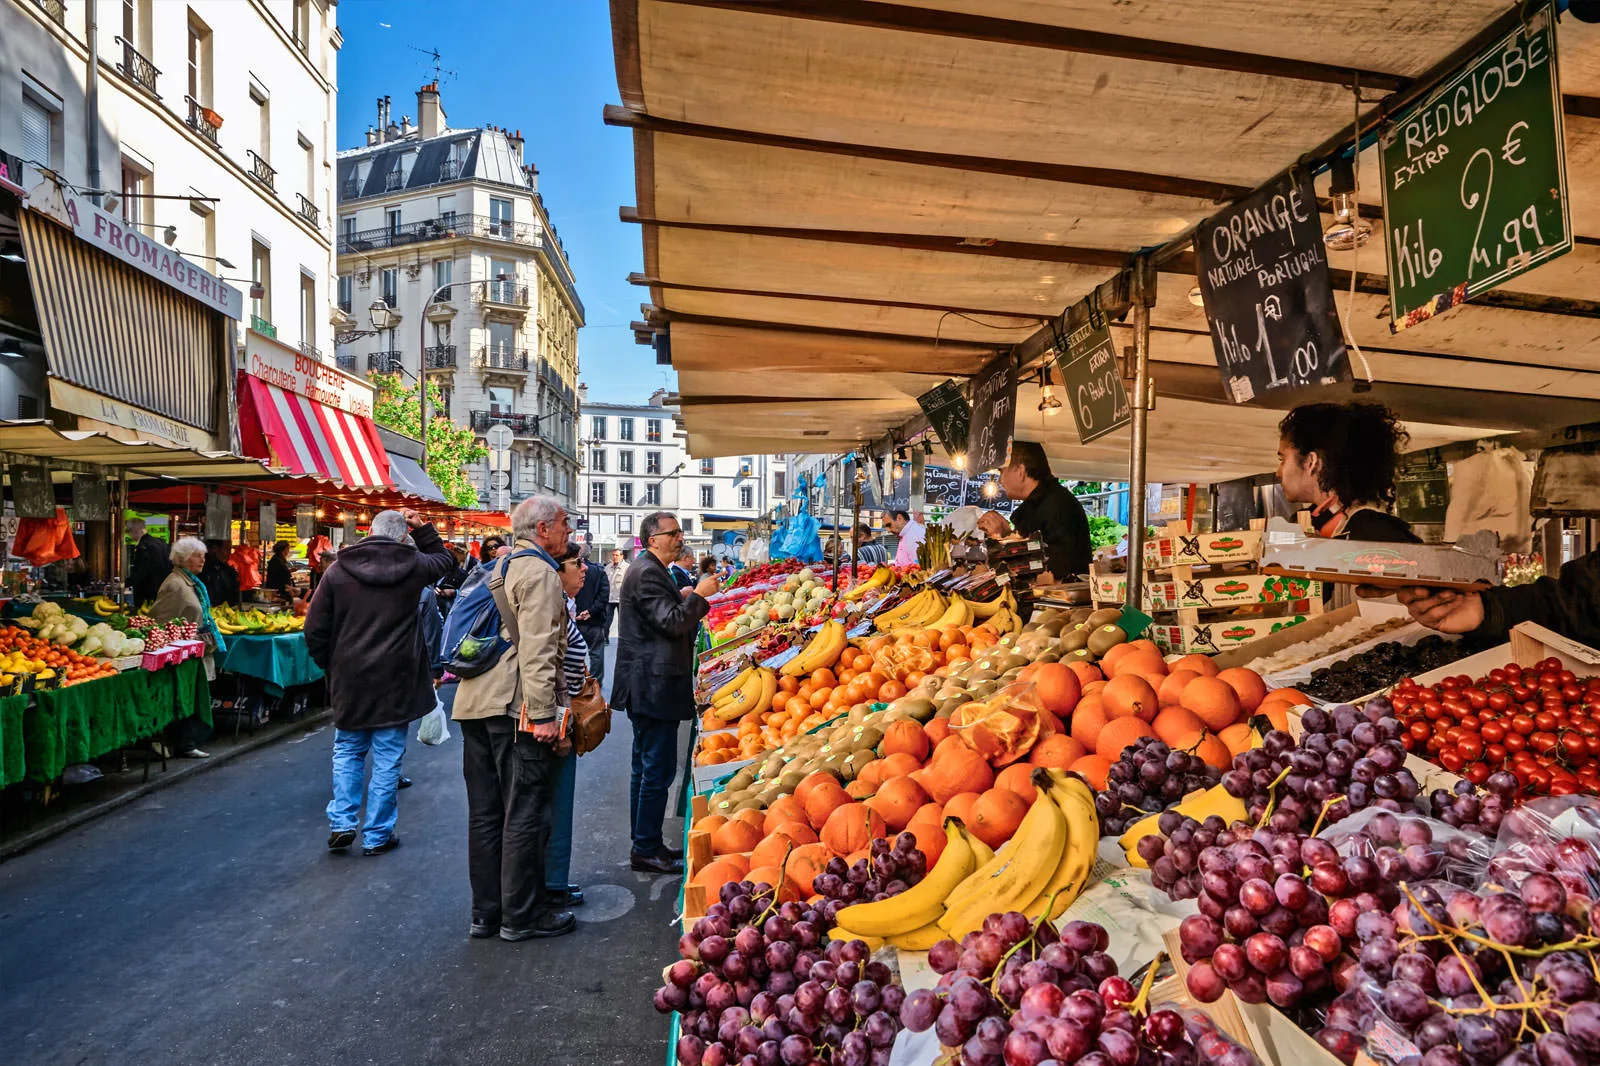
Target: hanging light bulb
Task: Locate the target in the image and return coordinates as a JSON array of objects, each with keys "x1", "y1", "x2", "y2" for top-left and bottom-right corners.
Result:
[
  {"x1": 921, "y1": 440, "x2": 933, "y2": 457},
  {"x1": 314, "y1": 507, "x2": 325, "y2": 519},
  {"x1": 338, "y1": 511, "x2": 348, "y2": 522},
  {"x1": 1324, "y1": 155, "x2": 1371, "y2": 250},
  {"x1": 982, "y1": 480, "x2": 999, "y2": 498},
  {"x1": 953, "y1": 454, "x2": 965, "y2": 470},
  {"x1": 892, "y1": 462, "x2": 904, "y2": 480},
  {"x1": 360, "y1": 512, "x2": 370, "y2": 523},
  {"x1": 1037, "y1": 366, "x2": 1063, "y2": 416},
  {"x1": 853, "y1": 464, "x2": 868, "y2": 485}
]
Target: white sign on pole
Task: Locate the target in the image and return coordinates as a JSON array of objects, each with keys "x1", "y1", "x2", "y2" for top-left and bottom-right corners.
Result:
[
  {"x1": 485, "y1": 424, "x2": 514, "y2": 451},
  {"x1": 489, "y1": 471, "x2": 510, "y2": 490}
]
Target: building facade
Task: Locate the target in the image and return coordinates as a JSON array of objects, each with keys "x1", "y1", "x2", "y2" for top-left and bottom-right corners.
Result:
[
  {"x1": 580, "y1": 388, "x2": 786, "y2": 559},
  {"x1": 1, "y1": 0, "x2": 340, "y2": 379},
  {"x1": 333, "y1": 84, "x2": 582, "y2": 512}
]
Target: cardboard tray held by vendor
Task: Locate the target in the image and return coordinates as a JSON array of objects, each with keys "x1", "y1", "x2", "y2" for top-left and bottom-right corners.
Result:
[{"x1": 1258, "y1": 517, "x2": 1500, "y2": 591}]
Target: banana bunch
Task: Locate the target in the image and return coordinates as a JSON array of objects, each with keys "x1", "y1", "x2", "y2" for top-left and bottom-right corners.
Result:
[
  {"x1": 841, "y1": 566, "x2": 894, "y2": 603},
  {"x1": 710, "y1": 665, "x2": 777, "y2": 722},
  {"x1": 780, "y1": 620, "x2": 846, "y2": 678},
  {"x1": 984, "y1": 600, "x2": 1025, "y2": 637},
  {"x1": 928, "y1": 593, "x2": 972, "y2": 633},
  {"x1": 213, "y1": 605, "x2": 306, "y2": 635},
  {"x1": 936, "y1": 769, "x2": 1098, "y2": 938},
  {"x1": 965, "y1": 587, "x2": 1017, "y2": 620},
  {"x1": 831, "y1": 819, "x2": 983, "y2": 948},
  {"x1": 872, "y1": 588, "x2": 947, "y2": 632},
  {"x1": 90, "y1": 596, "x2": 122, "y2": 617}
]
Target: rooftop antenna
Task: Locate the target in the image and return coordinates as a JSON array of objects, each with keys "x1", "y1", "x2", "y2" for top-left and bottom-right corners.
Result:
[{"x1": 407, "y1": 45, "x2": 457, "y2": 86}]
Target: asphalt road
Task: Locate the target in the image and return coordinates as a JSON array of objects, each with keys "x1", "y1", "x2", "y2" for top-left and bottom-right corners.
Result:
[{"x1": 0, "y1": 654, "x2": 684, "y2": 1066}]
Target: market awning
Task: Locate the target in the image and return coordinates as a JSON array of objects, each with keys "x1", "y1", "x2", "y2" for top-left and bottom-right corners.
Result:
[
  {"x1": 0, "y1": 421, "x2": 279, "y2": 480},
  {"x1": 453, "y1": 510, "x2": 512, "y2": 530},
  {"x1": 385, "y1": 451, "x2": 446, "y2": 504},
  {"x1": 237, "y1": 373, "x2": 392, "y2": 490}
]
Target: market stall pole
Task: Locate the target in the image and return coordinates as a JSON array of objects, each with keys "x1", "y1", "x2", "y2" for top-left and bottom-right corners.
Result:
[
  {"x1": 1126, "y1": 258, "x2": 1154, "y2": 608},
  {"x1": 830, "y1": 456, "x2": 844, "y2": 594}
]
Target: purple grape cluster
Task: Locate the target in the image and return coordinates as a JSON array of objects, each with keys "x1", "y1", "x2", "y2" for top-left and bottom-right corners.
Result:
[
  {"x1": 1429, "y1": 772, "x2": 1517, "y2": 835},
  {"x1": 812, "y1": 834, "x2": 927, "y2": 912},
  {"x1": 900, "y1": 914, "x2": 1259, "y2": 1066},
  {"x1": 1318, "y1": 876, "x2": 1600, "y2": 1065},
  {"x1": 1220, "y1": 700, "x2": 1419, "y2": 833},
  {"x1": 1325, "y1": 809, "x2": 1490, "y2": 887},
  {"x1": 1095, "y1": 737, "x2": 1222, "y2": 836},
  {"x1": 658, "y1": 880, "x2": 905, "y2": 1066}
]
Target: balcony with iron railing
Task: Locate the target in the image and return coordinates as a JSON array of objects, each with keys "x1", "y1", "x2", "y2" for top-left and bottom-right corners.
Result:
[
  {"x1": 368, "y1": 351, "x2": 403, "y2": 374},
  {"x1": 299, "y1": 342, "x2": 323, "y2": 362},
  {"x1": 246, "y1": 149, "x2": 276, "y2": 192},
  {"x1": 478, "y1": 280, "x2": 530, "y2": 308},
  {"x1": 440, "y1": 158, "x2": 464, "y2": 181},
  {"x1": 33, "y1": 0, "x2": 64, "y2": 24},
  {"x1": 384, "y1": 170, "x2": 405, "y2": 191},
  {"x1": 474, "y1": 346, "x2": 530, "y2": 373},
  {"x1": 341, "y1": 177, "x2": 362, "y2": 199},
  {"x1": 296, "y1": 193, "x2": 320, "y2": 227},
  {"x1": 115, "y1": 36, "x2": 159, "y2": 97},
  {"x1": 336, "y1": 214, "x2": 541, "y2": 254},
  {"x1": 185, "y1": 96, "x2": 220, "y2": 146},
  {"x1": 338, "y1": 295, "x2": 352, "y2": 314},
  {"x1": 470, "y1": 411, "x2": 540, "y2": 436},
  {"x1": 424, "y1": 345, "x2": 458, "y2": 370},
  {"x1": 335, "y1": 353, "x2": 358, "y2": 373}
]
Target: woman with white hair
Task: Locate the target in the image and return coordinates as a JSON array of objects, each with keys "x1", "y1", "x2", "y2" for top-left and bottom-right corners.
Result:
[{"x1": 151, "y1": 536, "x2": 229, "y2": 758}]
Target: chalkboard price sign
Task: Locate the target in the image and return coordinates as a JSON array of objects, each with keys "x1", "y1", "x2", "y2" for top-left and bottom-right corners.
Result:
[
  {"x1": 12, "y1": 462, "x2": 55, "y2": 519},
  {"x1": 967, "y1": 353, "x2": 1017, "y2": 473},
  {"x1": 1052, "y1": 298, "x2": 1130, "y2": 444},
  {"x1": 1196, "y1": 171, "x2": 1350, "y2": 403},
  {"x1": 915, "y1": 379, "x2": 971, "y2": 461},
  {"x1": 1380, "y1": 3, "x2": 1570, "y2": 331}
]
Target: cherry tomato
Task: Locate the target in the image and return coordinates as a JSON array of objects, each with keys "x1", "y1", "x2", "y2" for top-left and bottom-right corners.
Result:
[
  {"x1": 1439, "y1": 748, "x2": 1466, "y2": 772},
  {"x1": 1562, "y1": 733, "x2": 1590, "y2": 760},
  {"x1": 1486, "y1": 742, "x2": 1508, "y2": 763},
  {"x1": 1481, "y1": 721, "x2": 1508, "y2": 743},
  {"x1": 1464, "y1": 762, "x2": 1491, "y2": 786},
  {"x1": 1512, "y1": 714, "x2": 1537, "y2": 736},
  {"x1": 1457, "y1": 736, "x2": 1485, "y2": 761},
  {"x1": 1532, "y1": 732, "x2": 1561, "y2": 755},
  {"x1": 1529, "y1": 768, "x2": 1554, "y2": 791},
  {"x1": 1489, "y1": 692, "x2": 1512, "y2": 712},
  {"x1": 1409, "y1": 722, "x2": 1432, "y2": 743},
  {"x1": 1504, "y1": 732, "x2": 1528, "y2": 753}
]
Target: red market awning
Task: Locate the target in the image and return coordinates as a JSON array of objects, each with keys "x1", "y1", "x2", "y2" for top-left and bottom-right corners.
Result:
[{"x1": 237, "y1": 373, "x2": 391, "y2": 490}]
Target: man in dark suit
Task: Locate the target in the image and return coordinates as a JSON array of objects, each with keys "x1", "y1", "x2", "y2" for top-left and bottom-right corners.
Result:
[
  {"x1": 572, "y1": 546, "x2": 610, "y2": 681},
  {"x1": 611, "y1": 510, "x2": 719, "y2": 874},
  {"x1": 127, "y1": 518, "x2": 170, "y2": 608}
]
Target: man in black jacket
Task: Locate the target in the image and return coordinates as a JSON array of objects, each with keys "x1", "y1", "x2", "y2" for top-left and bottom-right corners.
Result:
[
  {"x1": 612, "y1": 510, "x2": 720, "y2": 873},
  {"x1": 1393, "y1": 551, "x2": 1600, "y2": 648},
  {"x1": 127, "y1": 518, "x2": 170, "y2": 608},
  {"x1": 572, "y1": 546, "x2": 610, "y2": 681},
  {"x1": 305, "y1": 509, "x2": 455, "y2": 855},
  {"x1": 996, "y1": 441, "x2": 1092, "y2": 581}
]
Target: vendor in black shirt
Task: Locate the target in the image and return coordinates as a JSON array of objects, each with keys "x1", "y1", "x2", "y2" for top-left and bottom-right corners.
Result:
[
  {"x1": 1277, "y1": 402, "x2": 1419, "y2": 544},
  {"x1": 990, "y1": 441, "x2": 1092, "y2": 582},
  {"x1": 1393, "y1": 552, "x2": 1600, "y2": 649}
]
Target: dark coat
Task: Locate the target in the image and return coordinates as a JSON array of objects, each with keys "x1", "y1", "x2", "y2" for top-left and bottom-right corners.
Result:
[
  {"x1": 130, "y1": 534, "x2": 170, "y2": 607},
  {"x1": 265, "y1": 553, "x2": 293, "y2": 595},
  {"x1": 611, "y1": 552, "x2": 709, "y2": 721},
  {"x1": 304, "y1": 524, "x2": 455, "y2": 731},
  {"x1": 573, "y1": 560, "x2": 610, "y2": 649},
  {"x1": 200, "y1": 556, "x2": 241, "y2": 608},
  {"x1": 1010, "y1": 478, "x2": 1092, "y2": 580},
  {"x1": 1478, "y1": 550, "x2": 1600, "y2": 648}
]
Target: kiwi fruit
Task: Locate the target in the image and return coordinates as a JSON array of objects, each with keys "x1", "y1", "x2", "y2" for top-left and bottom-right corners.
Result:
[
  {"x1": 778, "y1": 769, "x2": 805, "y2": 792},
  {"x1": 727, "y1": 766, "x2": 758, "y2": 792},
  {"x1": 968, "y1": 680, "x2": 999, "y2": 700},
  {"x1": 1087, "y1": 607, "x2": 1124, "y2": 627},
  {"x1": 854, "y1": 725, "x2": 885, "y2": 751},
  {"x1": 895, "y1": 697, "x2": 937, "y2": 723},
  {"x1": 1086, "y1": 624, "x2": 1128, "y2": 657},
  {"x1": 1035, "y1": 649, "x2": 1063, "y2": 663},
  {"x1": 1059, "y1": 628, "x2": 1090, "y2": 653},
  {"x1": 1068, "y1": 607, "x2": 1095, "y2": 624}
]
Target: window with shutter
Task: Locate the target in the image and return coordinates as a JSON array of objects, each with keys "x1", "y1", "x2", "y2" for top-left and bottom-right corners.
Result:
[{"x1": 20, "y1": 97, "x2": 52, "y2": 166}]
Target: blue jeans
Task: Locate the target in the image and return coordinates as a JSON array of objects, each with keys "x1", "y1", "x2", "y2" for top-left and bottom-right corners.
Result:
[
  {"x1": 544, "y1": 747, "x2": 577, "y2": 890},
  {"x1": 327, "y1": 726, "x2": 408, "y2": 849},
  {"x1": 628, "y1": 713, "x2": 681, "y2": 856}
]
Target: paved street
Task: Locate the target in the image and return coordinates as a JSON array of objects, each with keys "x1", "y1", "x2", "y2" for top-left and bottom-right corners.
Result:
[{"x1": 0, "y1": 663, "x2": 683, "y2": 1066}]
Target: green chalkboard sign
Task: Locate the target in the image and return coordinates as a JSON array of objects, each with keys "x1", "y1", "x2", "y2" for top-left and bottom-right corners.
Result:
[
  {"x1": 915, "y1": 379, "x2": 970, "y2": 462},
  {"x1": 1052, "y1": 296, "x2": 1129, "y2": 445},
  {"x1": 1379, "y1": 3, "x2": 1570, "y2": 331}
]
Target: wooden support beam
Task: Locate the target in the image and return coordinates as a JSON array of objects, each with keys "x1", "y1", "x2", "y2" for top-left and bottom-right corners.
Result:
[
  {"x1": 621, "y1": 208, "x2": 1134, "y2": 268},
  {"x1": 655, "y1": 309, "x2": 1002, "y2": 352},
  {"x1": 627, "y1": 273, "x2": 1044, "y2": 326},
  {"x1": 653, "y1": 0, "x2": 1410, "y2": 91}
]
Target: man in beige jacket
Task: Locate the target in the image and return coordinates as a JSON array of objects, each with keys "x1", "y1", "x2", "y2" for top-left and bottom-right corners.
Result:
[{"x1": 451, "y1": 495, "x2": 576, "y2": 942}]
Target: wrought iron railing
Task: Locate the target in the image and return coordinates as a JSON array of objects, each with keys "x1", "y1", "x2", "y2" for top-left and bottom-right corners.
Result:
[
  {"x1": 336, "y1": 214, "x2": 541, "y2": 253},
  {"x1": 429, "y1": 285, "x2": 452, "y2": 303},
  {"x1": 299, "y1": 342, "x2": 323, "y2": 362},
  {"x1": 424, "y1": 345, "x2": 457, "y2": 370},
  {"x1": 480, "y1": 280, "x2": 530, "y2": 307},
  {"x1": 368, "y1": 351, "x2": 402, "y2": 373},
  {"x1": 338, "y1": 296, "x2": 352, "y2": 313},
  {"x1": 246, "y1": 149, "x2": 276, "y2": 192},
  {"x1": 474, "y1": 347, "x2": 529, "y2": 372},
  {"x1": 185, "y1": 96, "x2": 220, "y2": 145},
  {"x1": 440, "y1": 158, "x2": 463, "y2": 181},
  {"x1": 335, "y1": 353, "x2": 357, "y2": 373},
  {"x1": 295, "y1": 193, "x2": 320, "y2": 227},
  {"x1": 33, "y1": 0, "x2": 64, "y2": 24},
  {"x1": 384, "y1": 170, "x2": 405, "y2": 191},
  {"x1": 115, "y1": 36, "x2": 159, "y2": 96},
  {"x1": 341, "y1": 177, "x2": 362, "y2": 199},
  {"x1": 470, "y1": 411, "x2": 539, "y2": 435}
]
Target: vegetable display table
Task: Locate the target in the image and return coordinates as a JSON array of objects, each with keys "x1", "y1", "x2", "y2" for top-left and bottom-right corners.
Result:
[
  {"x1": 0, "y1": 692, "x2": 27, "y2": 788},
  {"x1": 217, "y1": 633, "x2": 323, "y2": 693}
]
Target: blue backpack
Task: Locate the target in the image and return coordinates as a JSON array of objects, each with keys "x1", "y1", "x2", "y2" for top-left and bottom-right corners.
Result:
[{"x1": 441, "y1": 548, "x2": 550, "y2": 678}]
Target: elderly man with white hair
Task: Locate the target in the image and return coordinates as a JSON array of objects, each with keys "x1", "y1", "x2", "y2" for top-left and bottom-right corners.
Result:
[{"x1": 305, "y1": 508, "x2": 454, "y2": 856}]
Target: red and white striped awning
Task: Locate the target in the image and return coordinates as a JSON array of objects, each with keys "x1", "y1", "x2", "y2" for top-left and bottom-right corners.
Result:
[{"x1": 237, "y1": 373, "x2": 392, "y2": 489}]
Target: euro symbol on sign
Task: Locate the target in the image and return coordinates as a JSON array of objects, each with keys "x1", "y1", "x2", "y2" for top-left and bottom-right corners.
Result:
[
  {"x1": 1502, "y1": 121, "x2": 1529, "y2": 166},
  {"x1": 1263, "y1": 295, "x2": 1283, "y2": 322}
]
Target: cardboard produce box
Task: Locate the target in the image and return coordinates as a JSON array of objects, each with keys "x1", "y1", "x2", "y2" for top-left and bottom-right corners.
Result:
[
  {"x1": 1091, "y1": 573, "x2": 1128, "y2": 604},
  {"x1": 1144, "y1": 529, "x2": 1263, "y2": 570},
  {"x1": 1149, "y1": 613, "x2": 1310, "y2": 655},
  {"x1": 1259, "y1": 518, "x2": 1499, "y2": 590},
  {"x1": 1145, "y1": 572, "x2": 1314, "y2": 611}
]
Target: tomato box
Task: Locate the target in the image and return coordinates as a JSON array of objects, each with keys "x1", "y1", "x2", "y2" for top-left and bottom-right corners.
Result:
[
  {"x1": 1145, "y1": 572, "x2": 1315, "y2": 611},
  {"x1": 1091, "y1": 572, "x2": 1128, "y2": 605},
  {"x1": 1149, "y1": 613, "x2": 1311, "y2": 655},
  {"x1": 1144, "y1": 529, "x2": 1263, "y2": 569}
]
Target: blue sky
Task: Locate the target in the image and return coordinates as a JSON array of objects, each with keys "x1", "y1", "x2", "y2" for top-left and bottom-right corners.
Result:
[{"x1": 335, "y1": 0, "x2": 670, "y2": 405}]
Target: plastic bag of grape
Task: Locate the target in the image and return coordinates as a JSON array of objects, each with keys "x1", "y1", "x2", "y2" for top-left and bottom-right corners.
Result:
[
  {"x1": 1319, "y1": 807, "x2": 1493, "y2": 888},
  {"x1": 1478, "y1": 794, "x2": 1600, "y2": 902}
]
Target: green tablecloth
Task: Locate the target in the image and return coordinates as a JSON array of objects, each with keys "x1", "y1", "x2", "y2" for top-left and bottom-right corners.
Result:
[
  {"x1": 21, "y1": 659, "x2": 210, "y2": 784},
  {"x1": 218, "y1": 633, "x2": 323, "y2": 693},
  {"x1": 0, "y1": 693, "x2": 27, "y2": 788}
]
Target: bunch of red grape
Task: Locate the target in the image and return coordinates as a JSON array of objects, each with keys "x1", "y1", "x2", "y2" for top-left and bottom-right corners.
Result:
[
  {"x1": 658, "y1": 880, "x2": 905, "y2": 1066},
  {"x1": 1095, "y1": 737, "x2": 1221, "y2": 837},
  {"x1": 899, "y1": 914, "x2": 1259, "y2": 1066},
  {"x1": 1219, "y1": 700, "x2": 1420, "y2": 833},
  {"x1": 811, "y1": 833, "x2": 927, "y2": 920},
  {"x1": 1428, "y1": 772, "x2": 1517, "y2": 836},
  {"x1": 1316, "y1": 875, "x2": 1600, "y2": 1065}
]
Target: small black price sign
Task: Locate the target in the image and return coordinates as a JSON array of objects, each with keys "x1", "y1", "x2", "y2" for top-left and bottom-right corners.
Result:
[
  {"x1": 915, "y1": 379, "x2": 971, "y2": 461},
  {"x1": 967, "y1": 353, "x2": 1017, "y2": 474},
  {"x1": 12, "y1": 462, "x2": 55, "y2": 519},
  {"x1": 1052, "y1": 297, "x2": 1130, "y2": 445},
  {"x1": 1195, "y1": 171, "x2": 1350, "y2": 403}
]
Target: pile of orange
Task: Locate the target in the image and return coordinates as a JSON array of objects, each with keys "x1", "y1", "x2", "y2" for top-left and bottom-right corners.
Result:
[{"x1": 0, "y1": 626, "x2": 119, "y2": 686}]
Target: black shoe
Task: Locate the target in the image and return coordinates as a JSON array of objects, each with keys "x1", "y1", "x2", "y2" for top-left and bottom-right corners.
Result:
[
  {"x1": 546, "y1": 885, "x2": 585, "y2": 907},
  {"x1": 501, "y1": 911, "x2": 577, "y2": 940},
  {"x1": 631, "y1": 851, "x2": 684, "y2": 875},
  {"x1": 469, "y1": 920, "x2": 500, "y2": 939},
  {"x1": 659, "y1": 846, "x2": 684, "y2": 862},
  {"x1": 363, "y1": 836, "x2": 401, "y2": 856},
  {"x1": 398, "y1": 776, "x2": 413, "y2": 789},
  {"x1": 327, "y1": 830, "x2": 357, "y2": 851}
]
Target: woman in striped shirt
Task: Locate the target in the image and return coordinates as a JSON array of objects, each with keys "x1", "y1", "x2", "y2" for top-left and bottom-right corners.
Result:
[{"x1": 545, "y1": 541, "x2": 592, "y2": 907}]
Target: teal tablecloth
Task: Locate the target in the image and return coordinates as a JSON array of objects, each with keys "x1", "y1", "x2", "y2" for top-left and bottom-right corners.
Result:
[{"x1": 218, "y1": 633, "x2": 323, "y2": 693}]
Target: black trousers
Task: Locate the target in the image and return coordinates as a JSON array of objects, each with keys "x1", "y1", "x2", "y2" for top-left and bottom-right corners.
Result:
[{"x1": 460, "y1": 715, "x2": 559, "y2": 930}]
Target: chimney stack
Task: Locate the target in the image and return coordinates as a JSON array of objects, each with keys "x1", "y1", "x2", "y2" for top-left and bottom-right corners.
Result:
[
  {"x1": 400, "y1": 114, "x2": 412, "y2": 137},
  {"x1": 416, "y1": 81, "x2": 445, "y2": 139},
  {"x1": 365, "y1": 126, "x2": 378, "y2": 146},
  {"x1": 507, "y1": 127, "x2": 525, "y2": 164}
]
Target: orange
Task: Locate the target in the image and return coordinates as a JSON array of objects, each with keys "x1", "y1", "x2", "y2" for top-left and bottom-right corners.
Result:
[
  {"x1": 809, "y1": 687, "x2": 833, "y2": 709},
  {"x1": 1095, "y1": 716, "x2": 1157, "y2": 761},
  {"x1": 1152, "y1": 706, "x2": 1208, "y2": 748},
  {"x1": 1070, "y1": 698, "x2": 1108, "y2": 751},
  {"x1": 1183, "y1": 676, "x2": 1244, "y2": 732},
  {"x1": 1102, "y1": 674, "x2": 1159, "y2": 722},
  {"x1": 1192, "y1": 733, "x2": 1233, "y2": 771},
  {"x1": 1217, "y1": 668, "x2": 1269, "y2": 713},
  {"x1": 1218, "y1": 722, "x2": 1257, "y2": 757},
  {"x1": 778, "y1": 675, "x2": 800, "y2": 694},
  {"x1": 1030, "y1": 662, "x2": 1082, "y2": 717},
  {"x1": 993, "y1": 762, "x2": 1039, "y2": 806},
  {"x1": 942, "y1": 791, "x2": 982, "y2": 827},
  {"x1": 968, "y1": 788, "x2": 1030, "y2": 849},
  {"x1": 1068, "y1": 754, "x2": 1113, "y2": 790},
  {"x1": 1111, "y1": 649, "x2": 1168, "y2": 680},
  {"x1": 810, "y1": 667, "x2": 837, "y2": 690},
  {"x1": 1169, "y1": 654, "x2": 1220, "y2": 678},
  {"x1": 1028, "y1": 734, "x2": 1087, "y2": 769},
  {"x1": 1158, "y1": 670, "x2": 1201, "y2": 707},
  {"x1": 877, "y1": 680, "x2": 907, "y2": 702}
]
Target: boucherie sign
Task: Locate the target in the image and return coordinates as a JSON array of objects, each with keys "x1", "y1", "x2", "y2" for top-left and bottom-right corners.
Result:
[
  {"x1": 26, "y1": 183, "x2": 243, "y2": 319},
  {"x1": 245, "y1": 331, "x2": 374, "y2": 419}
]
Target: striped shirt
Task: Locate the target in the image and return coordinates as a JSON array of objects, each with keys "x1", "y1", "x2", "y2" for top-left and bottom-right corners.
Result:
[{"x1": 563, "y1": 616, "x2": 589, "y2": 697}]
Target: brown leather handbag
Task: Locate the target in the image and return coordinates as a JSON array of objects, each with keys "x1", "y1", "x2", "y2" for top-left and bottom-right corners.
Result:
[{"x1": 568, "y1": 673, "x2": 611, "y2": 755}]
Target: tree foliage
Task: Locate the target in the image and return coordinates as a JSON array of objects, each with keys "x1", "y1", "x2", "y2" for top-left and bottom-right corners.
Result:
[{"x1": 368, "y1": 372, "x2": 486, "y2": 510}]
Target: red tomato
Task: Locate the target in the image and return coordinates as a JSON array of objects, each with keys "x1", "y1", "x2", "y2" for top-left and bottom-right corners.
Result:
[
  {"x1": 1464, "y1": 762, "x2": 1491, "y2": 786},
  {"x1": 1438, "y1": 749, "x2": 1466, "y2": 773},
  {"x1": 1562, "y1": 733, "x2": 1590, "y2": 760},
  {"x1": 1486, "y1": 743, "x2": 1508, "y2": 763},
  {"x1": 1457, "y1": 735, "x2": 1485, "y2": 761},
  {"x1": 1481, "y1": 721, "x2": 1507, "y2": 743},
  {"x1": 1504, "y1": 733, "x2": 1528, "y2": 753},
  {"x1": 1489, "y1": 692, "x2": 1512, "y2": 712},
  {"x1": 1511, "y1": 714, "x2": 1537, "y2": 736}
]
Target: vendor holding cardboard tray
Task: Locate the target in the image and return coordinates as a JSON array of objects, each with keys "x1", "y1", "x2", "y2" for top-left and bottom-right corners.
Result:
[{"x1": 1392, "y1": 561, "x2": 1600, "y2": 649}]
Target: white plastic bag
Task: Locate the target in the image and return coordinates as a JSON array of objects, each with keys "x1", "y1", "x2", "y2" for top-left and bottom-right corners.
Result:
[{"x1": 417, "y1": 699, "x2": 451, "y2": 746}]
